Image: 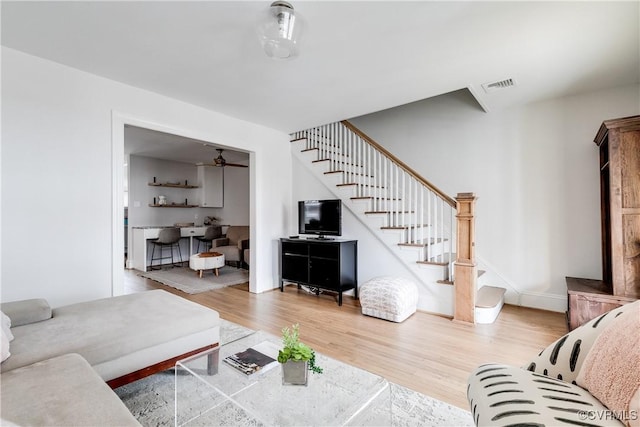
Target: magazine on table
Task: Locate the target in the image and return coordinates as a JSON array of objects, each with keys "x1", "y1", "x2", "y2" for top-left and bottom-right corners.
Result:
[{"x1": 223, "y1": 341, "x2": 280, "y2": 376}]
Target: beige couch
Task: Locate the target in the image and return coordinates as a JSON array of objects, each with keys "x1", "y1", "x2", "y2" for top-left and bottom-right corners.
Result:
[
  {"x1": 212, "y1": 225, "x2": 249, "y2": 268},
  {"x1": 467, "y1": 300, "x2": 639, "y2": 426},
  {"x1": 1, "y1": 290, "x2": 221, "y2": 426}
]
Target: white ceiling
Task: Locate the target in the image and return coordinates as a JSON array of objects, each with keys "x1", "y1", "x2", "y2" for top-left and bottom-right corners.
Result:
[
  {"x1": 2, "y1": 1, "x2": 639, "y2": 137},
  {"x1": 124, "y1": 125, "x2": 249, "y2": 165}
]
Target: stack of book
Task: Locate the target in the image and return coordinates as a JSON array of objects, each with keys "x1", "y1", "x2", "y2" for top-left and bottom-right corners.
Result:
[{"x1": 223, "y1": 341, "x2": 279, "y2": 376}]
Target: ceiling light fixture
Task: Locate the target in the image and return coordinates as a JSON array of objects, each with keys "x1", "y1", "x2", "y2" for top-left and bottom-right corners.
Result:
[{"x1": 256, "y1": 1, "x2": 304, "y2": 60}]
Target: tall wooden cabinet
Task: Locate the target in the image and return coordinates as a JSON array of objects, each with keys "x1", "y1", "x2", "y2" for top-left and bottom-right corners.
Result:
[
  {"x1": 594, "y1": 115, "x2": 640, "y2": 298},
  {"x1": 567, "y1": 115, "x2": 640, "y2": 330}
]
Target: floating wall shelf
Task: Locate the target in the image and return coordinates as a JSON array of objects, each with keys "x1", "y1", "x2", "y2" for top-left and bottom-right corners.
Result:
[
  {"x1": 148, "y1": 204, "x2": 199, "y2": 208},
  {"x1": 148, "y1": 182, "x2": 198, "y2": 189}
]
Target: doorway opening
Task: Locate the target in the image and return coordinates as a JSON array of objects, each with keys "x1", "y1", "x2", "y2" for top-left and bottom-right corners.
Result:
[{"x1": 111, "y1": 113, "x2": 254, "y2": 297}]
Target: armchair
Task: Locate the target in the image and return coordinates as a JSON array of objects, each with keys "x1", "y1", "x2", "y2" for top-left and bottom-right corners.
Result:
[
  {"x1": 211, "y1": 225, "x2": 249, "y2": 268},
  {"x1": 467, "y1": 300, "x2": 639, "y2": 426}
]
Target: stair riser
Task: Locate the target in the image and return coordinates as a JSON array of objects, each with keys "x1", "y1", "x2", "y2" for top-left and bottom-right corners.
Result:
[
  {"x1": 364, "y1": 199, "x2": 409, "y2": 210},
  {"x1": 309, "y1": 157, "x2": 366, "y2": 170},
  {"x1": 322, "y1": 173, "x2": 344, "y2": 187},
  {"x1": 299, "y1": 145, "x2": 374, "y2": 165},
  {"x1": 398, "y1": 227, "x2": 451, "y2": 246},
  {"x1": 413, "y1": 264, "x2": 449, "y2": 282},
  {"x1": 476, "y1": 297, "x2": 505, "y2": 324},
  {"x1": 364, "y1": 212, "x2": 421, "y2": 225},
  {"x1": 335, "y1": 176, "x2": 380, "y2": 187},
  {"x1": 337, "y1": 187, "x2": 396, "y2": 200},
  {"x1": 384, "y1": 243, "x2": 449, "y2": 281},
  {"x1": 347, "y1": 199, "x2": 374, "y2": 215},
  {"x1": 397, "y1": 241, "x2": 450, "y2": 261},
  {"x1": 353, "y1": 199, "x2": 444, "y2": 218},
  {"x1": 381, "y1": 226, "x2": 435, "y2": 241},
  {"x1": 360, "y1": 214, "x2": 387, "y2": 230},
  {"x1": 416, "y1": 283, "x2": 454, "y2": 315}
]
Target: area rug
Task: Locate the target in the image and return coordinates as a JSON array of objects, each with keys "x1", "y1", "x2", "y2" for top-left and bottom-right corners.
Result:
[
  {"x1": 115, "y1": 319, "x2": 474, "y2": 427},
  {"x1": 138, "y1": 266, "x2": 249, "y2": 294}
]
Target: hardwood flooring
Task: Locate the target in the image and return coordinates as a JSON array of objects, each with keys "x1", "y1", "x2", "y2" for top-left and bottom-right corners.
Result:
[{"x1": 124, "y1": 268, "x2": 567, "y2": 411}]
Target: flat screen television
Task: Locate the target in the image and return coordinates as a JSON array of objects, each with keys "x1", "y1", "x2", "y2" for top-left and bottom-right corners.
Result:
[{"x1": 298, "y1": 199, "x2": 342, "y2": 239}]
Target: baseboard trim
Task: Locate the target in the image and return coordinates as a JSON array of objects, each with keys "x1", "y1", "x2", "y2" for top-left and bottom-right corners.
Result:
[{"x1": 519, "y1": 291, "x2": 567, "y2": 313}]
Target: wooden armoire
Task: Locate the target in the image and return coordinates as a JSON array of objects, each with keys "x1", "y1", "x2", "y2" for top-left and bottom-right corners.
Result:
[{"x1": 566, "y1": 115, "x2": 640, "y2": 330}]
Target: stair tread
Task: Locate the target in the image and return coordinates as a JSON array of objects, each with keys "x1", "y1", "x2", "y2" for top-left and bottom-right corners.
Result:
[
  {"x1": 337, "y1": 183, "x2": 386, "y2": 189},
  {"x1": 352, "y1": 196, "x2": 400, "y2": 201},
  {"x1": 302, "y1": 148, "x2": 351, "y2": 158},
  {"x1": 326, "y1": 170, "x2": 373, "y2": 178},
  {"x1": 417, "y1": 259, "x2": 449, "y2": 266},
  {"x1": 476, "y1": 286, "x2": 506, "y2": 308},
  {"x1": 365, "y1": 210, "x2": 415, "y2": 214},
  {"x1": 398, "y1": 238, "x2": 447, "y2": 247},
  {"x1": 314, "y1": 159, "x2": 364, "y2": 167},
  {"x1": 380, "y1": 224, "x2": 429, "y2": 230},
  {"x1": 291, "y1": 136, "x2": 338, "y2": 146}
]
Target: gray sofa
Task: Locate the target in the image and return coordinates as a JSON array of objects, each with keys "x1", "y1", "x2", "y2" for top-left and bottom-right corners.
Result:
[{"x1": 1, "y1": 290, "x2": 221, "y2": 426}]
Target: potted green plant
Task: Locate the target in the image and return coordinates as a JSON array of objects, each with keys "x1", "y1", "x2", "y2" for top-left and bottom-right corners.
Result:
[{"x1": 277, "y1": 324, "x2": 323, "y2": 385}]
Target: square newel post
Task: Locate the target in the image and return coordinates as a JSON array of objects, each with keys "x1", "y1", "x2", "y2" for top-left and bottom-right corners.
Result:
[{"x1": 454, "y1": 193, "x2": 478, "y2": 324}]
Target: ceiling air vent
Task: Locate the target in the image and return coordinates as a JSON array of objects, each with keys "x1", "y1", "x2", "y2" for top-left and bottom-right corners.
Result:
[{"x1": 482, "y1": 78, "x2": 517, "y2": 93}]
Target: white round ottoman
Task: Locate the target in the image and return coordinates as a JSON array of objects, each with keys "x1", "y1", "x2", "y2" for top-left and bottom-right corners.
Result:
[
  {"x1": 189, "y1": 252, "x2": 225, "y2": 278},
  {"x1": 360, "y1": 277, "x2": 419, "y2": 322}
]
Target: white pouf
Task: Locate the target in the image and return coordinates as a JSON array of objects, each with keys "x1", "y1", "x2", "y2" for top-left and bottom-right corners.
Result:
[
  {"x1": 189, "y1": 253, "x2": 225, "y2": 278},
  {"x1": 360, "y1": 277, "x2": 419, "y2": 322}
]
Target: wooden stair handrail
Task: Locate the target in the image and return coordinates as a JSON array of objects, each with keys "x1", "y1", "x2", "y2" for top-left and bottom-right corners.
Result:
[{"x1": 341, "y1": 120, "x2": 456, "y2": 207}]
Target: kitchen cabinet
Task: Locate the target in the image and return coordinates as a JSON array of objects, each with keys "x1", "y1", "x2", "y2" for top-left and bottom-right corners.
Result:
[
  {"x1": 197, "y1": 165, "x2": 224, "y2": 208},
  {"x1": 131, "y1": 226, "x2": 208, "y2": 271}
]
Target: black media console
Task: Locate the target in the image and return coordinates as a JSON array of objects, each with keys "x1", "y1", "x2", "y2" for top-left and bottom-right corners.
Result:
[{"x1": 279, "y1": 238, "x2": 358, "y2": 306}]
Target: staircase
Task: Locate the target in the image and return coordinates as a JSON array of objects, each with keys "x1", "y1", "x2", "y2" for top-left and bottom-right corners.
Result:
[{"x1": 291, "y1": 121, "x2": 504, "y2": 321}]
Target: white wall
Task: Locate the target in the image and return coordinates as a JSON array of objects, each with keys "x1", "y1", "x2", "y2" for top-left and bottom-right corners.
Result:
[
  {"x1": 128, "y1": 156, "x2": 201, "y2": 228},
  {"x1": 1, "y1": 47, "x2": 291, "y2": 307},
  {"x1": 348, "y1": 85, "x2": 640, "y2": 311}
]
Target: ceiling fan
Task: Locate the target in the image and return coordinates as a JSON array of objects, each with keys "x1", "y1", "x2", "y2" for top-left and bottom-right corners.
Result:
[{"x1": 203, "y1": 149, "x2": 248, "y2": 168}]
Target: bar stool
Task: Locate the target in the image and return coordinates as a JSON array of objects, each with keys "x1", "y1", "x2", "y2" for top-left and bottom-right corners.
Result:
[
  {"x1": 195, "y1": 226, "x2": 222, "y2": 253},
  {"x1": 149, "y1": 227, "x2": 183, "y2": 270}
]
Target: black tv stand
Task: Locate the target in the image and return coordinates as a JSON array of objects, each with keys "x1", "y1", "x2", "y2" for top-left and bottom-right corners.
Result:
[
  {"x1": 280, "y1": 238, "x2": 358, "y2": 306},
  {"x1": 308, "y1": 236, "x2": 334, "y2": 241}
]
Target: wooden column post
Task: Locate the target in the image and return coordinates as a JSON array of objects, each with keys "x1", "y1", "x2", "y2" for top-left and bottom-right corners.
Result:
[{"x1": 454, "y1": 193, "x2": 477, "y2": 324}]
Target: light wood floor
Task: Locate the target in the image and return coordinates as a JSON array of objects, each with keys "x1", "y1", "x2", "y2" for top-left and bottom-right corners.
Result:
[{"x1": 124, "y1": 268, "x2": 567, "y2": 410}]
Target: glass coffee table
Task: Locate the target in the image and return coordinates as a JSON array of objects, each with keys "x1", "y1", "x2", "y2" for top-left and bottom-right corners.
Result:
[{"x1": 175, "y1": 331, "x2": 391, "y2": 426}]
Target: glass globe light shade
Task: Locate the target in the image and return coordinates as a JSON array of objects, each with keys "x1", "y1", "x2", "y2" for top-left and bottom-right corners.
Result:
[{"x1": 256, "y1": 1, "x2": 304, "y2": 60}]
